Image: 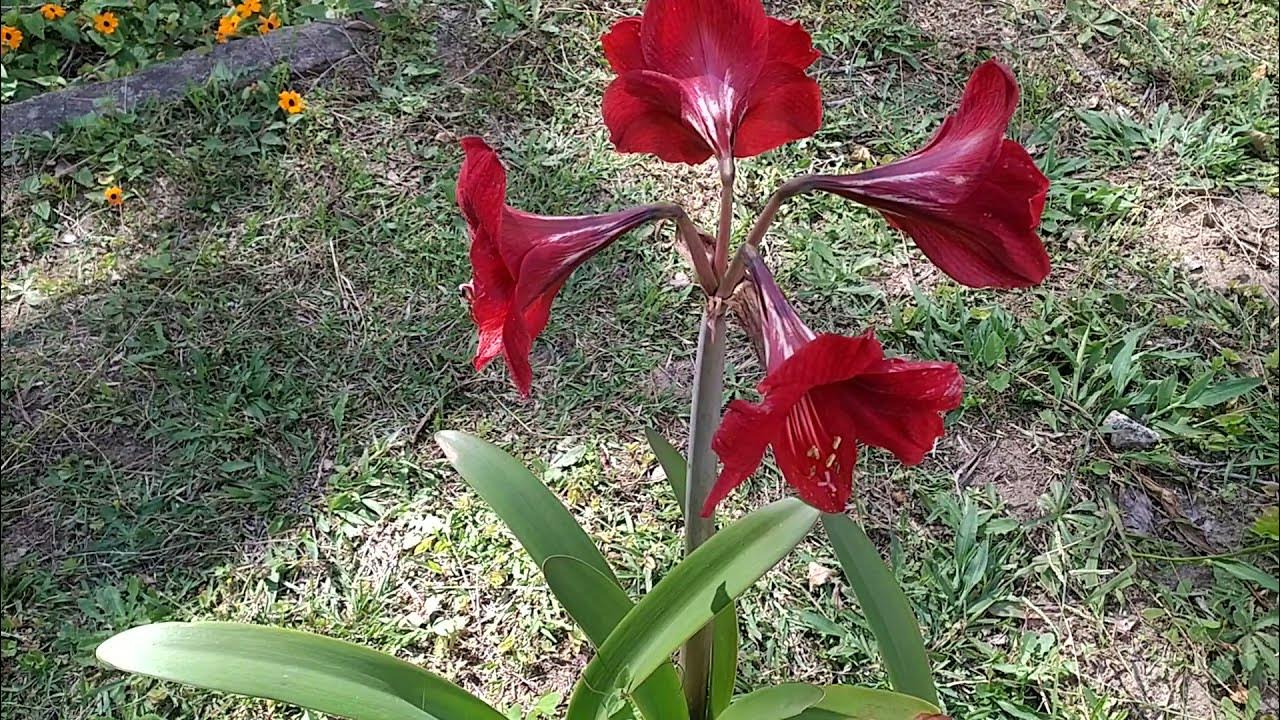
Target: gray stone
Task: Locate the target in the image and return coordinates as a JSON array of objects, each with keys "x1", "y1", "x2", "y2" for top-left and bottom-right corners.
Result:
[
  {"x1": 1102, "y1": 410, "x2": 1161, "y2": 450},
  {"x1": 1, "y1": 20, "x2": 373, "y2": 147}
]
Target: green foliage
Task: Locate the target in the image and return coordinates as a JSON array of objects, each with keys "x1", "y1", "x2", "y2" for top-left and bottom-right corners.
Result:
[
  {"x1": 823, "y1": 514, "x2": 938, "y2": 706},
  {"x1": 567, "y1": 499, "x2": 820, "y2": 719},
  {"x1": 96, "y1": 622, "x2": 508, "y2": 720}
]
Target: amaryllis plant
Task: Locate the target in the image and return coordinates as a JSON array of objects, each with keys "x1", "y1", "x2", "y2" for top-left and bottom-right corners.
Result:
[{"x1": 96, "y1": 2, "x2": 1049, "y2": 719}]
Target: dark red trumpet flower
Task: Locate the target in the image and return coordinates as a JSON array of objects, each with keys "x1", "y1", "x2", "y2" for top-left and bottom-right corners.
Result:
[
  {"x1": 601, "y1": 0, "x2": 823, "y2": 165},
  {"x1": 457, "y1": 136, "x2": 669, "y2": 395},
  {"x1": 704, "y1": 251, "x2": 963, "y2": 515},
  {"x1": 806, "y1": 59, "x2": 1050, "y2": 288}
]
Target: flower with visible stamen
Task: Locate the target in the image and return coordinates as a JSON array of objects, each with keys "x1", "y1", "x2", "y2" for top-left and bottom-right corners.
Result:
[{"x1": 705, "y1": 249, "x2": 963, "y2": 515}]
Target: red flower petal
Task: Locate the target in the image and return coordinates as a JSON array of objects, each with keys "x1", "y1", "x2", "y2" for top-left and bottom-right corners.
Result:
[
  {"x1": 759, "y1": 333, "x2": 884, "y2": 395},
  {"x1": 601, "y1": 17, "x2": 643, "y2": 73},
  {"x1": 883, "y1": 141, "x2": 1049, "y2": 287},
  {"x1": 734, "y1": 63, "x2": 823, "y2": 158},
  {"x1": 458, "y1": 137, "x2": 517, "y2": 371},
  {"x1": 840, "y1": 359, "x2": 963, "y2": 465},
  {"x1": 765, "y1": 17, "x2": 820, "y2": 69},
  {"x1": 602, "y1": 71, "x2": 715, "y2": 164},
  {"x1": 704, "y1": 394, "x2": 796, "y2": 517},
  {"x1": 492, "y1": 282, "x2": 563, "y2": 397},
  {"x1": 505, "y1": 206, "x2": 662, "y2": 310},
  {"x1": 639, "y1": 0, "x2": 769, "y2": 82}
]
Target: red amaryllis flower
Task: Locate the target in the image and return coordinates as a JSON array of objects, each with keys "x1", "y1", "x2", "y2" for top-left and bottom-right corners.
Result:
[
  {"x1": 704, "y1": 251, "x2": 963, "y2": 516},
  {"x1": 600, "y1": 0, "x2": 822, "y2": 165},
  {"x1": 458, "y1": 136, "x2": 670, "y2": 395},
  {"x1": 805, "y1": 59, "x2": 1050, "y2": 288}
]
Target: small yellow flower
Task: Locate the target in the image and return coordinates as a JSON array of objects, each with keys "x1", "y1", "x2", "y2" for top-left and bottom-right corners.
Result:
[
  {"x1": 258, "y1": 12, "x2": 280, "y2": 35},
  {"x1": 93, "y1": 12, "x2": 118, "y2": 35},
  {"x1": 1, "y1": 25, "x2": 22, "y2": 52},
  {"x1": 40, "y1": 4, "x2": 67, "y2": 21},
  {"x1": 277, "y1": 89, "x2": 305, "y2": 114},
  {"x1": 104, "y1": 186, "x2": 124, "y2": 207},
  {"x1": 235, "y1": 0, "x2": 261, "y2": 18}
]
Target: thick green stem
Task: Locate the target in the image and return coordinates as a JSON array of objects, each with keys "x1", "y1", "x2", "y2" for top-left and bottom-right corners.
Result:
[
  {"x1": 713, "y1": 158, "x2": 735, "y2": 276},
  {"x1": 680, "y1": 309, "x2": 726, "y2": 719},
  {"x1": 717, "y1": 176, "x2": 814, "y2": 298}
]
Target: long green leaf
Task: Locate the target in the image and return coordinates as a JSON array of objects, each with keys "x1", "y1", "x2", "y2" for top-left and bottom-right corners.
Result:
[
  {"x1": 567, "y1": 498, "x2": 820, "y2": 720},
  {"x1": 96, "y1": 622, "x2": 504, "y2": 720},
  {"x1": 435, "y1": 430, "x2": 616, "y2": 582},
  {"x1": 644, "y1": 428, "x2": 738, "y2": 717},
  {"x1": 543, "y1": 556, "x2": 688, "y2": 720},
  {"x1": 822, "y1": 514, "x2": 939, "y2": 706},
  {"x1": 437, "y1": 431, "x2": 685, "y2": 720},
  {"x1": 1182, "y1": 376, "x2": 1264, "y2": 408},
  {"x1": 644, "y1": 427, "x2": 687, "y2": 514},
  {"x1": 1111, "y1": 326, "x2": 1145, "y2": 396},
  {"x1": 791, "y1": 685, "x2": 942, "y2": 719},
  {"x1": 717, "y1": 683, "x2": 824, "y2": 720},
  {"x1": 709, "y1": 604, "x2": 738, "y2": 717}
]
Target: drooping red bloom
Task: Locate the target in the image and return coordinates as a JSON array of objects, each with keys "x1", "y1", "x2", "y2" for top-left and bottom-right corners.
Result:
[
  {"x1": 457, "y1": 136, "x2": 669, "y2": 395},
  {"x1": 600, "y1": 0, "x2": 823, "y2": 165},
  {"x1": 806, "y1": 59, "x2": 1050, "y2": 288},
  {"x1": 704, "y1": 251, "x2": 963, "y2": 516}
]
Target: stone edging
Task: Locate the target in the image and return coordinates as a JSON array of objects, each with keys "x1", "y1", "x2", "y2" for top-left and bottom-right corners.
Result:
[{"x1": 0, "y1": 19, "x2": 374, "y2": 147}]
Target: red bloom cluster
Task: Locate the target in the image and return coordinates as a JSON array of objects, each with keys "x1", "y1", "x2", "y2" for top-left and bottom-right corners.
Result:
[{"x1": 455, "y1": 0, "x2": 1052, "y2": 515}]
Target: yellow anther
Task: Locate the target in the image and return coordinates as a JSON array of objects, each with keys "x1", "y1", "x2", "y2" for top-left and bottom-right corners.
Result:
[
  {"x1": 832, "y1": 436, "x2": 843, "y2": 449},
  {"x1": 806, "y1": 446, "x2": 820, "y2": 460},
  {"x1": 825, "y1": 453, "x2": 837, "y2": 468}
]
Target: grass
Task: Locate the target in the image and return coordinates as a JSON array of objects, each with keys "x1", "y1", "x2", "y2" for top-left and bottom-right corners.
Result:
[{"x1": 1, "y1": 0, "x2": 1277, "y2": 718}]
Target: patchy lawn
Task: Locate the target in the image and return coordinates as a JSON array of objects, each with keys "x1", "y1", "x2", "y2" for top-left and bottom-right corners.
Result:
[{"x1": 1, "y1": 1, "x2": 1277, "y2": 719}]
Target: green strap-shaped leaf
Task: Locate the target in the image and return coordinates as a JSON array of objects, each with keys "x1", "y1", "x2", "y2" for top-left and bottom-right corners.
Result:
[
  {"x1": 822, "y1": 514, "x2": 939, "y2": 706},
  {"x1": 96, "y1": 622, "x2": 505, "y2": 720},
  {"x1": 567, "y1": 498, "x2": 820, "y2": 720},
  {"x1": 436, "y1": 430, "x2": 617, "y2": 582},
  {"x1": 436, "y1": 431, "x2": 686, "y2": 720},
  {"x1": 644, "y1": 428, "x2": 688, "y2": 514},
  {"x1": 790, "y1": 685, "x2": 942, "y2": 719},
  {"x1": 543, "y1": 556, "x2": 688, "y2": 720},
  {"x1": 709, "y1": 604, "x2": 739, "y2": 717},
  {"x1": 644, "y1": 428, "x2": 739, "y2": 718},
  {"x1": 717, "y1": 683, "x2": 824, "y2": 720}
]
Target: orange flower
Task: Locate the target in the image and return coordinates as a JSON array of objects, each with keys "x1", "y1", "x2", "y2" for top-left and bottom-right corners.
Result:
[
  {"x1": 234, "y1": 0, "x2": 260, "y2": 18},
  {"x1": 93, "y1": 12, "x2": 118, "y2": 34},
  {"x1": 40, "y1": 4, "x2": 67, "y2": 20},
  {"x1": 104, "y1": 186, "x2": 124, "y2": 206},
  {"x1": 258, "y1": 12, "x2": 280, "y2": 35},
  {"x1": 277, "y1": 89, "x2": 305, "y2": 114},
  {"x1": 215, "y1": 13, "x2": 239, "y2": 42},
  {"x1": 1, "y1": 25, "x2": 22, "y2": 52}
]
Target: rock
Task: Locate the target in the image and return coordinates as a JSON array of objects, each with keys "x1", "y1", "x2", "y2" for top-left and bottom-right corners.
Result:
[{"x1": 1102, "y1": 411, "x2": 1160, "y2": 450}]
